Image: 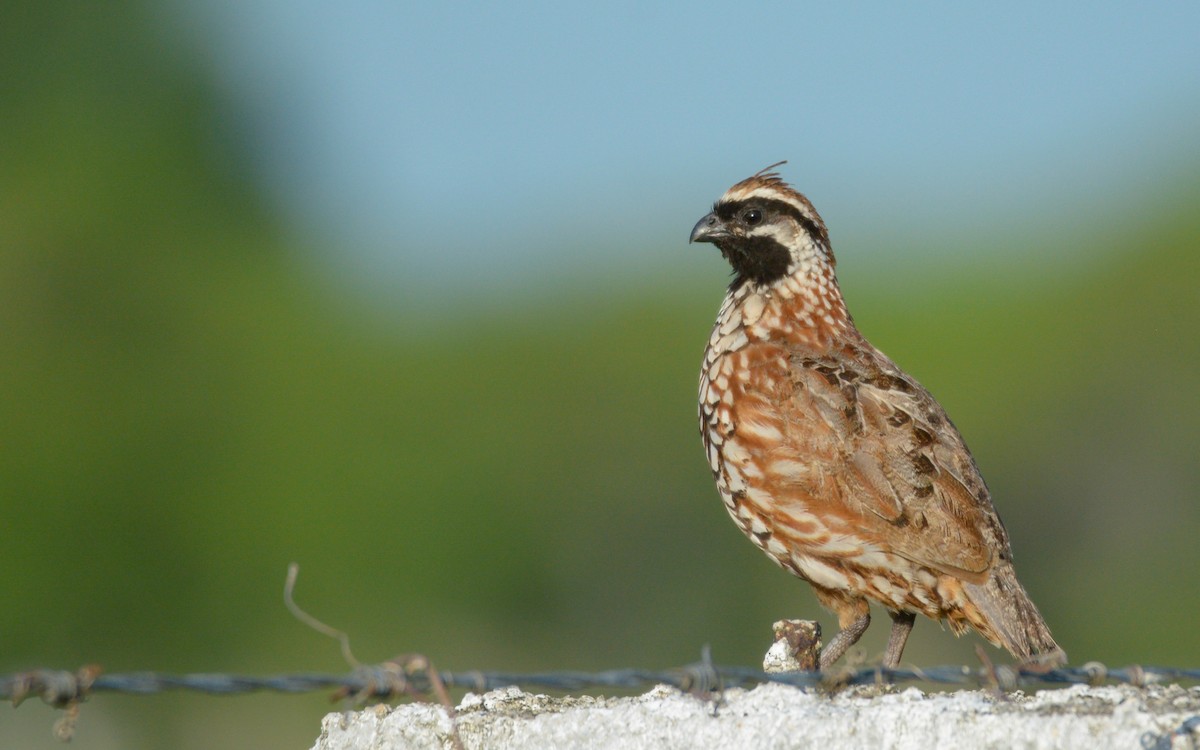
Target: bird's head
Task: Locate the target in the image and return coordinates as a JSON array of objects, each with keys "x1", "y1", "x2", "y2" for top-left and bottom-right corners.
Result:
[{"x1": 690, "y1": 162, "x2": 835, "y2": 288}]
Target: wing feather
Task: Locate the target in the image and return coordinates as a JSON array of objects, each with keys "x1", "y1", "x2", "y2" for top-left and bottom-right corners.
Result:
[{"x1": 767, "y1": 342, "x2": 1011, "y2": 582}]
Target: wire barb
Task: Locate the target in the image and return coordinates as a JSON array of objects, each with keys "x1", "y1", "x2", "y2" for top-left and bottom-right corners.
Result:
[
  {"x1": 281, "y1": 566, "x2": 465, "y2": 750},
  {"x1": 284, "y1": 563, "x2": 360, "y2": 669},
  {"x1": 3, "y1": 660, "x2": 1199, "y2": 705}
]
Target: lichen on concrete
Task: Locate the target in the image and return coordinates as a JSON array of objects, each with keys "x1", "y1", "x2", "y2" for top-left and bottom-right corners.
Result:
[{"x1": 312, "y1": 683, "x2": 1200, "y2": 750}]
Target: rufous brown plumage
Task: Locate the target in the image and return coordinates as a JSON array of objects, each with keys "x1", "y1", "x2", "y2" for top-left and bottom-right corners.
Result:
[{"x1": 691, "y1": 163, "x2": 1065, "y2": 669}]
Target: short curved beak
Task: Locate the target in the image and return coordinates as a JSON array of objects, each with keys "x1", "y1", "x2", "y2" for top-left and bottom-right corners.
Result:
[{"x1": 689, "y1": 211, "x2": 728, "y2": 244}]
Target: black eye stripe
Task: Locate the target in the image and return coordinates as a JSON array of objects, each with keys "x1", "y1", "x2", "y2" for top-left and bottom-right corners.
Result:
[{"x1": 715, "y1": 197, "x2": 828, "y2": 246}]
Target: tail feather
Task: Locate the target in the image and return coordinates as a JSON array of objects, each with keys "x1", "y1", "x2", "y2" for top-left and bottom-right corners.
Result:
[{"x1": 963, "y1": 563, "x2": 1066, "y2": 666}]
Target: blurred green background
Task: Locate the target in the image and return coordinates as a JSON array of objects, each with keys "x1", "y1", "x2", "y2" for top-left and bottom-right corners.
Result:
[{"x1": 2, "y1": 2, "x2": 1198, "y2": 748}]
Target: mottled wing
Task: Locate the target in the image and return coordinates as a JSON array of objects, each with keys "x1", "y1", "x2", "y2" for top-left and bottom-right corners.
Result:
[{"x1": 776, "y1": 342, "x2": 1010, "y2": 582}]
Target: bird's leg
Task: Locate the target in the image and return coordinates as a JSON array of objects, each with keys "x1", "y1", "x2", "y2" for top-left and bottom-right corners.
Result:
[
  {"x1": 819, "y1": 613, "x2": 870, "y2": 670},
  {"x1": 882, "y1": 611, "x2": 916, "y2": 668}
]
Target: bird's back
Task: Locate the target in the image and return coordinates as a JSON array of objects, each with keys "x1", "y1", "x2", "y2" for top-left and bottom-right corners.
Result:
[{"x1": 693, "y1": 166, "x2": 1063, "y2": 665}]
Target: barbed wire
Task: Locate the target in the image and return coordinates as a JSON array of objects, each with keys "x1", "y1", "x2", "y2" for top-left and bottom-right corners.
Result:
[
  {"x1": 5, "y1": 656, "x2": 1199, "y2": 710},
  {"x1": 8, "y1": 567, "x2": 1198, "y2": 742}
]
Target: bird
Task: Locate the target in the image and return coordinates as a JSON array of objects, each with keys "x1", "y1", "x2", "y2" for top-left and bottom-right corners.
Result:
[{"x1": 690, "y1": 162, "x2": 1065, "y2": 670}]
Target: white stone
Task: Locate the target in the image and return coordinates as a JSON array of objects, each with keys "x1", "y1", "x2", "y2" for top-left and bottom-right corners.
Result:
[{"x1": 311, "y1": 684, "x2": 1200, "y2": 750}]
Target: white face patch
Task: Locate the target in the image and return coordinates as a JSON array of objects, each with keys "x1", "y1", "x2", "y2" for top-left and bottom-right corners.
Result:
[{"x1": 747, "y1": 221, "x2": 798, "y2": 246}]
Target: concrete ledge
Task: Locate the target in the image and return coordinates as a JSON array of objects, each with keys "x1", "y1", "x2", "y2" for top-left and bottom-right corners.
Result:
[{"x1": 312, "y1": 682, "x2": 1200, "y2": 750}]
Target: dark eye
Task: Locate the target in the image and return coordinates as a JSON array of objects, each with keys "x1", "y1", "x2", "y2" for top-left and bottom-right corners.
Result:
[{"x1": 743, "y1": 208, "x2": 763, "y2": 226}]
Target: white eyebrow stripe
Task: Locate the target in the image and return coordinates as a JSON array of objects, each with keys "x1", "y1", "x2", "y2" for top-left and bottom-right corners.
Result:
[
  {"x1": 722, "y1": 187, "x2": 815, "y2": 220},
  {"x1": 725, "y1": 185, "x2": 792, "y2": 203}
]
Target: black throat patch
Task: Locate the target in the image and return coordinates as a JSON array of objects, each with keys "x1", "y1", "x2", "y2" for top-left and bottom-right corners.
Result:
[
  {"x1": 712, "y1": 197, "x2": 816, "y2": 287},
  {"x1": 718, "y1": 234, "x2": 791, "y2": 287}
]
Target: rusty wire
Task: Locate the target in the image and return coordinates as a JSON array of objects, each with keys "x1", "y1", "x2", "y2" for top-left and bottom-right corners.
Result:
[
  {"x1": 4, "y1": 657, "x2": 1198, "y2": 709},
  {"x1": 6, "y1": 567, "x2": 1197, "y2": 739}
]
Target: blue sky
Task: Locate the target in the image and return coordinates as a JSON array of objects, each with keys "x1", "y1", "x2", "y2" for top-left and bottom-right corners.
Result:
[{"x1": 171, "y1": 1, "x2": 1200, "y2": 293}]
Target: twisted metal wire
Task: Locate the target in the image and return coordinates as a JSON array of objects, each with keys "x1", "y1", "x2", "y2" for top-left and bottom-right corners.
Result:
[{"x1": 4, "y1": 658, "x2": 1199, "y2": 709}]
